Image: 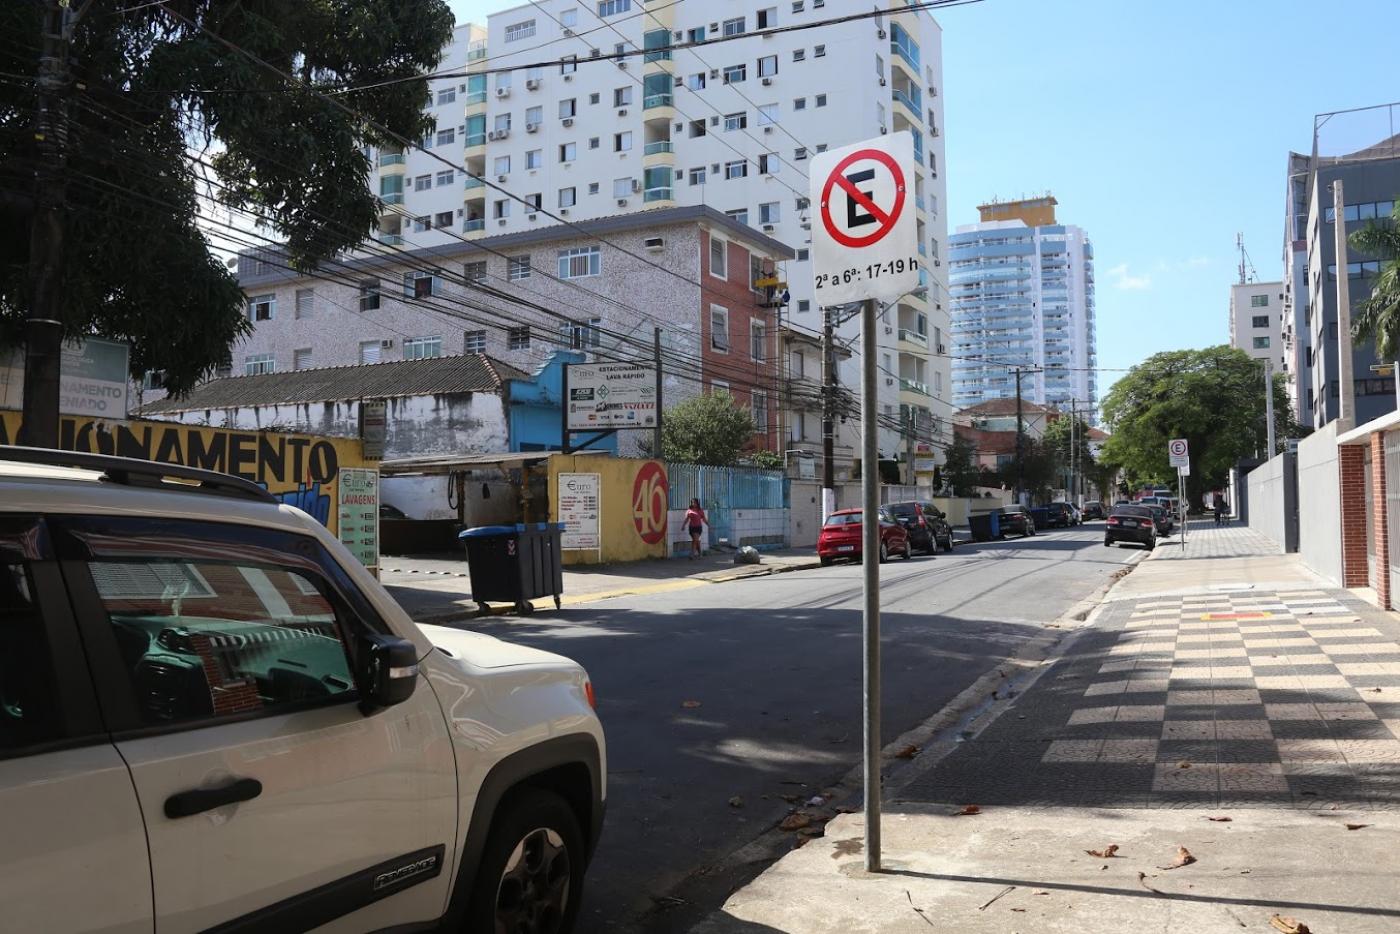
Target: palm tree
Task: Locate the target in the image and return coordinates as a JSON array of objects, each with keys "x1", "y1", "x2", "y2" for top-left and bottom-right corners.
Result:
[{"x1": 1350, "y1": 200, "x2": 1400, "y2": 360}]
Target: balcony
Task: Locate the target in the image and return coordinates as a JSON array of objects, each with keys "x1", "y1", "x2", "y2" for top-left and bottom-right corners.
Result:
[
  {"x1": 463, "y1": 218, "x2": 485, "y2": 232},
  {"x1": 891, "y1": 85, "x2": 921, "y2": 116},
  {"x1": 644, "y1": 187, "x2": 673, "y2": 202},
  {"x1": 380, "y1": 193, "x2": 404, "y2": 206},
  {"x1": 465, "y1": 91, "x2": 486, "y2": 106},
  {"x1": 380, "y1": 234, "x2": 404, "y2": 246},
  {"x1": 900, "y1": 377, "x2": 930, "y2": 396},
  {"x1": 465, "y1": 133, "x2": 486, "y2": 148},
  {"x1": 644, "y1": 140, "x2": 673, "y2": 155},
  {"x1": 378, "y1": 152, "x2": 405, "y2": 167},
  {"x1": 465, "y1": 176, "x2": 484, "y2": 190},
  {"x1": 890, "y1": 24, "x2": 921, "y2": 73},
  {"x1": 644, "y1": 92, "x2": 673, "y2": 109},
  {"x1": 898, "y1": 329, "x2": 928, "y2": 348}
]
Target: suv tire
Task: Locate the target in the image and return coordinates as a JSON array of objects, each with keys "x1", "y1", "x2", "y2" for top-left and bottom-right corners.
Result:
[{"x1": 465, "y1": 789, "x2": 585, "y2": 934}]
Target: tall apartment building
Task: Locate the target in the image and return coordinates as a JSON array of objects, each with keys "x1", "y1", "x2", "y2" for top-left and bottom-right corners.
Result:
[
  {"x1": 947, "y1": 196, "x2": 1098, "y2": 419},
  {"x1": 1284, "y1": 136, "x2": 1400, "y2": 429},
  {"x1": 358, "y1": 1, "x2": 951, "y2": 463},
  {"x1": 1228, "y1": 281, "x2": 1285, "y2": 371},
  {"x1": 1282, "y1": 151, "x2": 1313, "y2": 426}
]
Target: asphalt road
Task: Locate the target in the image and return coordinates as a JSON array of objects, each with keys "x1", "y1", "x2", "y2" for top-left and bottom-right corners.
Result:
[{"x1": 449, "y1": 523, "x2": 1142, "y2": 932}]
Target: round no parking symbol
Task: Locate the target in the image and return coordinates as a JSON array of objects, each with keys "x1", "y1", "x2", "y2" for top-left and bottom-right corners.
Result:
[{"x1": 820, "y1": 149, "x2": 907, "y2": 248}]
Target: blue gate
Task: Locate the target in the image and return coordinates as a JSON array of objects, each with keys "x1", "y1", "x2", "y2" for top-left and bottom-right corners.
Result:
[{"x1": 667, "y1": 463, "x2": 788, "y2": 551}]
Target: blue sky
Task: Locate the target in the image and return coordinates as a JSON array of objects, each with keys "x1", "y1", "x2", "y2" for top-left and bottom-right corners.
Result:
[{"x1": 454, "y1": 0, "x2": 1400, "y2": 401}]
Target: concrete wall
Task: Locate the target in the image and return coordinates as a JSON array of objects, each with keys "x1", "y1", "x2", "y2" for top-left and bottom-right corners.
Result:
[
  {"x1": 381, "y1": 473, "x2": 516, "y2": 525},
  {"x1": 547, "y1": 454, "x2": 668, "y2": 565},
  {"x1": 1297, "y1": 421, "x2": 1343, "y2": 585},
  {"x1": 1245, "y1": 451, "x2": 1293, "y2": 554}
]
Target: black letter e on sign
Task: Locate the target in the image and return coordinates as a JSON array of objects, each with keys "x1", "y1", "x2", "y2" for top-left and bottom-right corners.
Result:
[{"x1": 844, "y1": 168, "x2": 877, "y2": 229}]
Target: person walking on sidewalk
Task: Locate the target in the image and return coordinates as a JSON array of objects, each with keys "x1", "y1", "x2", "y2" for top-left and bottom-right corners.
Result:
[
  {"x1": 1213, "y1": 490, "x2": 1226, "y2": 527},
  {"x1": 685, "y1": 498, "x2": 708, "y2": 559}
]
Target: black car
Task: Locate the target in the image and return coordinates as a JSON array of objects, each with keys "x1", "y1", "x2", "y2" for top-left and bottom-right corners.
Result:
[
  {"x1": 885, "y1": 501, "x2": 955, "y2": 554},
  {"x1": 998, "y1": 505, "x2": 1036, "y2": 539},
  {"x1": 1045, "y1": 503, "x2": 1076, "y2": 528},
  {"x1": 1105, "y1": 505, "x2": 1156, "y2": 550},
  {"x1": 1082, "y1": 501, "x2": 1105, "y2": 520},
  {"x1": 1144, "y1": 503, "x2": 1173, "y2": 536}
]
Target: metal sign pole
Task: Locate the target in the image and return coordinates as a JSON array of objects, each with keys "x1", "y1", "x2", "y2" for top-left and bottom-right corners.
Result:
[{"x1": 860, "y1": 296, "x2": 882, "y2": 873}]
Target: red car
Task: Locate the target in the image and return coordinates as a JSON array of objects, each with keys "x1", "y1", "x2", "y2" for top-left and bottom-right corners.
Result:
[{"x1": 817, "y1": 507, "x2": 912, "y2": 565}]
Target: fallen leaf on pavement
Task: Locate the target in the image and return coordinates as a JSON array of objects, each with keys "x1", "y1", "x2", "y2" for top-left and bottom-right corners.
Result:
[
  {"x1": 1346, "y1": 823, "x2": 1369, "y2": 830},
  {"x1": 728, "y1": 796, "x2": 744, "y2": 808},
  {"x1": 1206, "y1": 816, "x2": 1233, "y2": 822},
  {"x1": 1033, "y1": 890, "x2": 1049, "y2": 895},
  {"x1": 955, "y1": 804, "x2": 982, "y2": 816},
  {"x1": 779, "y1": 813, "x2": 811, "y2": 832},
  {"x1": 977, "y1": 886, "x2": 1015, "y2": 910},
  {"x1": 1086, "y1": 845, "x2": 1120, "y2": 858},
  {"x1": 893, "y1": 744, "x2": 919, "y2": 759},
  {"x1": 1269, "y1": 915, "x2": 1312, "y2": 934},
  {"x1": 1159, "y1": 847, "x2": 1196, "y2": 870},
  {"x1": 681, "y1": 700, "x2": 702, "y2": 708},
  {"x1": 832, "y1": 838, "x2": 864, "y2": 860}
]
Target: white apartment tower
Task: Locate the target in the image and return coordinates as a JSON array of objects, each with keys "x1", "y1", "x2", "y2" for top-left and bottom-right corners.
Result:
[
  {"x1": 1228, "y1": 281, "x2": 1285, "y2": 372},
  {"x1": 363, "y1": 1, "x2": 951, "y2": 463}
]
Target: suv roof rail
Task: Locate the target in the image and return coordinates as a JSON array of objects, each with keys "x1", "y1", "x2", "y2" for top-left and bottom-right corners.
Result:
[{"x1": 0, "y1": 446, "x2": 277, "y2": 504}]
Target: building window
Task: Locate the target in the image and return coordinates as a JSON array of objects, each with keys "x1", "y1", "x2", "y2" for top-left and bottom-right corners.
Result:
[
  {"x1": 752, "y1": 390, "x2": 768, "y2": 432},
  {"x1": 759, "y1": 201, "x2": 780, "y2": 224},
  {"x1": 723, "y1": 64, "x2": 746, "y2": 84},
  {"x1": 614, "y1": 86, "x2": 633, "y2": 107},
  {"x1": 758, "y1": 55, "x2": 778, "y2": 77},
  {"x1": 751, "y1": 321, "x2": 767, "y2": 361},
  {"x1": 360, "y1": 341, "x2": 383, "y2": 365},
  {"x1": 404, "y1": 270, "x2": 444, "y2": 297},
  {"x1": 559, "y1": 186, "x2": 577, "y2": 207},
  {"x1": 687, "y1": 72, "x2": 706, "y2": 90},
  {"x1": 1251, "y1": 314, "x2": 1270, "y2": 329},
  {"x1": 559, "y1": 142, "x2": 577, "y2": 162},
  {"x1": 415, "y1": 174, "x2": 432, "y2": 192},
  {"x1": 494, "y1": 155, "x2": 511, "y2": 176},
  {"x1": 614, "y1": 131, "x2": 633, "y2": 152},
  {"x1": 358, "y1": 279, "x2": 380, "y2": 312},
  {"x1": 404, "y1": 336, "x2": 442, "y2": 360},
  {"x1": 436, "y1": 169, "x2": 455, "y2": 187},
  {"x1": 688, "y1": 167, "x2": 706, "y2": 185},
  {"x1": 726, "y1": 208, "x2": 749, "y2": 225},
  {"x1": 724, "y1": 159, "x2": 747, "y2": 179},
  {"x1": 293, "y1": 288, "x2": 314, "y2": 319},
  {"x1": 493, "y1": 199, "x2": 510, "y2": 219},
  {"x1": 567, "y1": 317, "x2": 603, "y2": 349},
  {"x1": 560, "y1": 98, "x2": 577, "y2": 119},
  {"x1": 464, "y1": 330, "x2": 487, "y2": 353},
  {"x1": 794, "y1": 97, "x2": 806, "y2": 110},
  {"x1": 814, "y1": 44, "x2": 825, "y2": 57},
  {"x1": 436, "y1": 87, "x2": 456, "y2": 106},
  {"x1": 505, "y1": 18, "x2": 536, "y2": 41},
  {"x1": 794, "y1": 146, "x2": 807, "y2": 160},
  {"x1": 597, "y1": 0, "x2": 631, "y2": 16},
  {"x1": 525, "y1": 192, "x2": 542, "y2": 211},
  {"x1": 561, "y1": 55, "x2": 577, "y2": 75},
  {"x1": 588, "y1": 182, "x2": 599, "y2": 195},
  {"x1": 244, "y1": 353, "x2": 275, "y2": 376},
  {"x1": 757, "y1": 103, "x2": 779, "y2": 126},
  {"x1": 797, "y1": 299, "x2": 811, "y2": 312},
  {"x1": 612, "y1": 177, "x2": 634, "y2": 198},
  {"x1": 722, "y1": 17, "x2": 745, "y2": 36},
  {"x1": 687, "y1": 26, "x2": 705, "y2": 42},
  {"x1": 757, "y1": 7, "x2": 777, "y2": 27},
  {"x1": 435, "y1": 128, "x2": 455, "y2": 146},
  {"x1": 793, "y1": 48, "x2": 806, "y2": 62},
  {"x1": 508, "y1": 255, "x2": 532, "y2": 281},
  {"x1": 508, "y1": 326, "x2": 531, "y2": 350},
  {"x1": 435, "y1": 211, "x2": 453, "y2": 229},
  {"x1": 710, "y1": 305, "x2": 730, "y2": 352},
  {"x1": 815, "y1": 93, "x2": 826, "y2": 107},
  {"x1": 1252, "y1": 336, "x2": 1271, "y2": 350},
  {"x1": 412, "y1": 215, "x2": 430, "y2": 233},
  {"x1": 526, "y1": 105, "x2": 543, "y2": 126},
  {"x1": 710, "y1": 237, "x2": 728, "y2": 278},
  {"x1": 526, "y1": 149, "x2": 543, "y2": 169},
  {"x1": 796, "y1": 248, "x2": 809, "y2": 261},
  {"x1": 247, "y1": 294, "x2": 275, "y2": 322},
  {"x1": 1250, "y1": 294, "x2": 1269, "y2": 308},
  {"x1": 758, "y1": 153, "x2": 778, "y2": 174},
  {"x1": 589, "y1": 136, "x2": 600, "y2": 150},
  {"x1": 558, "y1": 246, "x2": 601, "y2": 279}
]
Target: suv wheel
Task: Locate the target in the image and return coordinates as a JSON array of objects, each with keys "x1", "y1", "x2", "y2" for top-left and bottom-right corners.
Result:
[
  {"x1": 878, "y1": 541, "x2": 889, "y2": 563},
  {"x1": 467, "y1": 789, "x2": 584, "y2": 934}
]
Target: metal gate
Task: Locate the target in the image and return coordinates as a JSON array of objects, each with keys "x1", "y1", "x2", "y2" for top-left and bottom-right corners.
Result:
[{"x1": 1384, "y1": 432, "x2": 1400, "y2": 607}]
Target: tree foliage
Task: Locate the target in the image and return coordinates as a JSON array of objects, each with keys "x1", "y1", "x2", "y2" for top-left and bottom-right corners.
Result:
[
  {"x1": 660, "y1": 392, "x2": 757, "y2": 466},
  {"x1": 0, "y1": 0, "x2": 455, "y2": 394},
  {"x1": 1099, "y1": 346, "x2": 1294, "y2": 504},
  {"x1": 1350, "y1": 200, "x2": 1400, "y2": 360},
  {"x1": 942, "y1": 431, "x2": 981, "y2": 496}
]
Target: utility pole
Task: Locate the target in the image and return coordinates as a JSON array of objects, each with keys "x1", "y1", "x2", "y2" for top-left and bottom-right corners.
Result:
[
  {"x1": 653, "y1": 327, "x2": 664, "y2": 457},
  {"x1": 1332, "y1": 179, "x2": 1356, "y2": 429},
  {"x1": 858, "y1": 296, "x2": 881, "y2": 873},
  {"x1": 1070, "y1": 398, "x2": 1077, "y2": 506},
  {"x1": 821, "y1": 306, "x2": 836, "y2": 522},
  {"x1": 1264, "y1": 357, "x2": 1276, "y2": 458},
  {"x1": 19, "y1": 0, "x2": 85, "y2": 448},
  {"x1": 1014, "y1": 367, "x2": 1025, "y2": 505},
  {"x1": 904, "y1": 408, "x2": 915, "y2": 486}
]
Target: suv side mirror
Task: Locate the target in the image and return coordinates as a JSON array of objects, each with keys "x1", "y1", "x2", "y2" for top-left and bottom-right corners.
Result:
[{"x1": 359, "y1": 633, "x2": 420, "y2": 713}]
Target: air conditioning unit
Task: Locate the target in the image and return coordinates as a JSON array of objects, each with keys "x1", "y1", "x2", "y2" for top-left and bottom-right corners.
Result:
[
  {"x1": 487, "y1": 130, "x2": 497, "y2": 141},
  {"x1": 762, "y1": 223, "x2": 775, "y2": 232},
  {"x1": 617, "y1": 198, "x2": 629, "y2": 206},
  {"x1": 644, "y1": 236, "x2": 664, "y2": 251},
  {"x1": 674, "y1": 76, "x2": 683, "y2": 87},
  {"x1": 936, "y1": 343, "x2": 946, "y2": 354},
  {"x1": 617, "y1": 60, "x2": 628, "y2": 69},
  {"x1": 526, "y1": 122, "x2": 539, "y2": 133},
  {"x1": 763, "y1": 125, "x2": 773, "y2": 134},
  {"x1": 563, "y1": 27, "x2": 575, "y2": 36},
  {"x1": 495, "y1": 128, "x2": 509, "y2": 140},
  {"x1": 527, "y1": 212, "x2": 538, "y2": 221},
  {"x1": 673, "y1": 30, "x2": 683, "y2": 40},
  {"x1": 589, "y1": 48, "x2": 601, "y2": 58},
  {"x1": 711, "y1": 163, "x2": 720, "y2": 173},
  {"x1": 710, "y1": 116, "x2": 719, "y2": 126},
  {"x1": 562, "y1": 117, "x2": 575, "y2": 126},
  {"x1": 884, "y1": 377, "x2": 894, "y2": 386},
  {"x1": 674, "y1": 122, "x2": 684, "y2": 132},
  {"x1": 496, "y1": 87, "x2": 509, "y2": 98},
  {"x1": 879, "y1": 125, "x2": 887, "y2": 134},
  {"x1": 883, "y1": 325, "x2": 894, "y2": 335},
  {"x1": 617, "y1": 108, "x2": 628, "y2": 116},
  {"x1": 877, "y1": 29, "x2": 887, "y2": 39},
  {"x1": 930, "y1": 86, "x2": 938, "y2": 97},
  {"x1": 878, "y1": 77, "x2": 887, "y2": 86},
  {"x1": 497, "y1": 174, "x2": 508, "y2": 182},
  {"x1": 710, "y1": 68, "x2": 719, "y2": 79},
  {"x1": 631, "y1": 179, "x2": 642, "y2": 192},
  {"x1": 761, "y1": 77, "x2": 773, "y2": 86},
  {"x1": 381, "y1": 339, "x2": 395, "y2": 348},
  {"x1": 710, "y1": 22, "x2": 719, "y2": 32},
  {"x1": 800, "y1": 221, "x2": 811, "y2": 230},
  {"x1": 525, "y1": 78, "x2": 540, "y2": 90},
  {"x1": 563, "y1": 74, "x2": 573, "y2": 81},
  {"x1": 934, "y1": 259, "x2": 942, "y2": 266},
  {"x1": 560, "y1": 208, "x2": 570, "y2": 215}
]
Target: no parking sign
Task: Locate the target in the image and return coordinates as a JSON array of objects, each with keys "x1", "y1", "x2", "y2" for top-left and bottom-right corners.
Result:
[{"x1": 809, "y1": 131, "x2": 921, "y2": 306}]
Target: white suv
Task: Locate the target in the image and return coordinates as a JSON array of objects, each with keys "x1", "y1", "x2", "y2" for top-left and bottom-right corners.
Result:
[{"x1": 0, "y1": 447, "x2": 605, "y2": 933}]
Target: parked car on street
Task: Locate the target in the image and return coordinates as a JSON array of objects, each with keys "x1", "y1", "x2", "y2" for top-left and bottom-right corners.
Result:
[
  {"x1": 818, "y1": 507, "x2": 912, "y2": 564},
  {"x1": 1144, "y1": 502, "x2": 1174, "y2": 535},
  {"x1": 0, "y1": 446, "x2": 606, "y2": 934},
  {"x1": 997, "y1": 505, "x2": 1037, "y2": 539},
  {"x1": 885, "y1": 500, "x2": 955, "y2": 554},
  {"x1": 1082, "y1": 501, "x2": 1105, "y2": 520},
  {"x1": 1045, "y1": 503, "x2": 1076, "y2": 528},
  {"x1": 1104, "y1": 504, "x2": 1157, "y2": 550}
]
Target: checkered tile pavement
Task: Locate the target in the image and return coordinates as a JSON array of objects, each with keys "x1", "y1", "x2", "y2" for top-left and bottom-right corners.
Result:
[{"x1": 899, "y1": 589, "x2": 1400, "y2": 809}]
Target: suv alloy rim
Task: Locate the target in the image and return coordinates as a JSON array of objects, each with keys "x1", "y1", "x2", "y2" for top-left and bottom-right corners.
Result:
[{"x1": 495, "y1": 827, "x2": 571, "y2": 934}]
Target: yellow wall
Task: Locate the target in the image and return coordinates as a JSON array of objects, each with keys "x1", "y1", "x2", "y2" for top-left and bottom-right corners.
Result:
[
  {"x1": 548, "y1": 454, "x2": 669, "y2": 565},
  {"x1": 1, "y1": 413, "x2": 372, "y2": 536},
  {"x1": 977, "y1": 196, "x2": 1058, "y2": 227}
]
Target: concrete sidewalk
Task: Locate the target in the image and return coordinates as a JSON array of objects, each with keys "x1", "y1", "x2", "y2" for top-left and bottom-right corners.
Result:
[
  {"x1": 382, "y1": 548, "x2": 823, "y2": 622},
  {"x1": 689, "y1": 526, "x2": 1400, "y2": 934}
]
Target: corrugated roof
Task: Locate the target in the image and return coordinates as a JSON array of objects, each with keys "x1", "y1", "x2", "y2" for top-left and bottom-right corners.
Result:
[
  {"x1": 140, "y1": 353, "x2": 527, "y2": 413},
  {"x1": 960, "y1": 398, "x2": 1059, "y2": 417}
]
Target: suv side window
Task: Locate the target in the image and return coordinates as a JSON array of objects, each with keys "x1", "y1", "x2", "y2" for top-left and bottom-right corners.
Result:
[
  {"x1": 0, "y1": 519, "x2": 66, "y2": 751},
  {"x1": 55, "y1": 517, "x2": 372, "y2": 730}
]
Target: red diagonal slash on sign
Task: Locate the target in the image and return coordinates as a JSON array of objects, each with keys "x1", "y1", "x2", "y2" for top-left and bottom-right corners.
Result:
[{"x1": 820, "y1": 148, "x2": 905, "y2": 249}]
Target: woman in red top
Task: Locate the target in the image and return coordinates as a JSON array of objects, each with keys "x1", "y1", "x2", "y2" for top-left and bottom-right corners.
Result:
[{"x1": 685, "y1": 498, "x2": 707, "y2": 559}]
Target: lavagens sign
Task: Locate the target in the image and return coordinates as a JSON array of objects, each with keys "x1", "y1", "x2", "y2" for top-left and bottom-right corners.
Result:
[{"x1": 565, "y1": 363, "x2": 658, "y2": 431}]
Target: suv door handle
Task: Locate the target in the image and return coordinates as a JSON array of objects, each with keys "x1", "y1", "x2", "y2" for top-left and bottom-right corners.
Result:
[{"x1": 164, "y1": 778, "x2": 263, "y2": 819}]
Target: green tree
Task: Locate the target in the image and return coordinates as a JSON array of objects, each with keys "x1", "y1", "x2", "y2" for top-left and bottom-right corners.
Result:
[
  {"x1": 744, "y1": 449, "x2": 784, "y2": 470},
  {"x1": 1099, "y1": 346, "x2": 1293, "y2": 505},
  {"x1": 996, "y1": 437, "x2": 1059, "y2": 504},
  {"x1": 1349, "y1": 199, "x2": 1400, "y2": 360},
  {"x1": 660, "y1": 392, "x2": 757, "y2": 466},
  {"x1": 0, "y1": 1, "x2": 455, "y2": 395},
  {"x1": 942, "y1": 431, "x2": 981, "y2": 496}
]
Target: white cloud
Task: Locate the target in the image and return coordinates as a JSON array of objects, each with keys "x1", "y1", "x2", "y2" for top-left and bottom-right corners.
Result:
[{"x1": 1107, "y1": 263, "x2": 1152, "y2": 291}]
